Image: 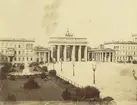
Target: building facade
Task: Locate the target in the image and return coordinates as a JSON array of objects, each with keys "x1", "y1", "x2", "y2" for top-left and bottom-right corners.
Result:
[
  {"x1": 0, "y1": 38, "x2": 35, "y2": 64},
  {"x1": 88, "y1": 47, "x2": 115, "y2": 62},
  {"x1": 103, "y1": 41, "x2": 137, "y2": 62},
  {"x1": 48, "y1": 30, "x2": 88, "y2": 62},
  {"x1": 34, "y1": 46, "x2": 50, "y2": 63}
]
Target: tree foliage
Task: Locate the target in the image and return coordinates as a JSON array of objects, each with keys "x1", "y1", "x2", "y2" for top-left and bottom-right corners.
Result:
[{"x1": 49, "y1": 69, "x2": 56, "y2": 76}]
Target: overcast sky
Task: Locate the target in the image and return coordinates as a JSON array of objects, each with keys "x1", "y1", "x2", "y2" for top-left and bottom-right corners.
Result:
[{"x1": 0, "y1": 0, "x2": 137, "y2": 47}]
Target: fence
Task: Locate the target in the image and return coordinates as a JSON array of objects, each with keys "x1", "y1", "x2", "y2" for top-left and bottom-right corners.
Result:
[{"x1": 57, "y1": 74, "x2": 84, "y2": 89}]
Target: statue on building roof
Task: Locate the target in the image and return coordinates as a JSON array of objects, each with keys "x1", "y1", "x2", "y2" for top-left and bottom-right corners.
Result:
[{"x1": 65, "y1": 28, "x2": 73, "y2": 37}]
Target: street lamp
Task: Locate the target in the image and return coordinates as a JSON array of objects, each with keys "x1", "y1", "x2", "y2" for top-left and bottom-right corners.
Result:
[
  {"x1": 52, "y1": 58, "x2": 55, "y2": 70},
  {"x1": 60, "y1": 58, "x2": 63, "y2": 71},
  {"x1": 132, "y1": 69, "x2": 137, "y2": 101},
  {"x1": 92, "y1": 60, "x2": 97, "y2": 84},
  {"x1": 72, "y1": 60, "x2": 75, "y2": 76}
]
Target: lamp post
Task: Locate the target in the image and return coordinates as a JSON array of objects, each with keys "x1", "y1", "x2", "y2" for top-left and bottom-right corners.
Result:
[
  {"x1": 132, "y1": 69, "x2": 137, "y2": 101},
  {"x1": 60, "y1": 58, "x2": 63, "y2": 71},
  {"x1": 72, "y1": 60, "x2": 75, "y2": 76},
  {"x1": 52, "y1": 58, "x2": 55, "y2": 70},
  {"x1": 92, "y1": 61, "x2": 96, "y2": 84}
]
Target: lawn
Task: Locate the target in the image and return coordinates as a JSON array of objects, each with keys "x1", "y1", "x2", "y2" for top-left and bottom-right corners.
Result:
[{"x1": 1, "y1": 77, "x2": 63, "y2": 101}]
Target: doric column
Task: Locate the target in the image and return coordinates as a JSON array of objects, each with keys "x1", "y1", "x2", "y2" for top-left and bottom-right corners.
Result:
[
  {"x1": 101, "y1": 52, "x2": 103, "y2": 62},
  {"x1": 7, "y1": 57, "x2": 10, "y2": 62},
  {"x1": 105, "y1": 52, "x2": 106, "y2": 62},
  {"x1": 51, "y1": 46, "x2": 54, "y2": 59},
  {"x1": 109, "y1": 52, "x2": 111, "y2": 62},
  {"x1": 78, "y1": 46, "x2": 81, "y2": 61},
  {"x1": 57, "y1": 45, "x2": 60, "y2": 62},
  {"x1": 84, "y1": 46, "x2": 87, "y2": 61},
  {"x1": 64, "y1": 45, "x2": 66, "y2": 61},
  {"x1": 72, "y1": 45, "x2": 75, "y2": 61},
  {"x1": 112, "y1": 52, "x2": 115, "y2": 62},
  {"x1": 100, "y1": 53, "x2": 101, "y2": 62},
  {"x1": 48, "y1": 52, "x2": 50, "y2": 62}
]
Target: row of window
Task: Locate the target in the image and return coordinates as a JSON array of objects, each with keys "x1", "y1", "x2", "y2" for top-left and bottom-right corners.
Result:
[
  {"x1": 114, "y1": 45, "x2": 137, "y2": 50},
  {"x1": 14, "y1": 50, "x2": 33, "y2": 55},
  {"x1": 36, "y1": 52, "x2": 49, "y2": 56},
  {"x1": 14, "y1": 57, "x2": 33, "y2": 61},
  {"x1": 0, "y1": 43, "x2": 33, "y2": 49},
  {"x1": 115, "y1": 56, "x2": 131, "y2": 60},
  {"x1": 116, "y1": 51, "x2": 136, "y2": 55}
]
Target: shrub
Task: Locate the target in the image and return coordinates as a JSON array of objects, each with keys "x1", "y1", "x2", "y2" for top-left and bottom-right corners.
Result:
[
  {"x1": 132, "y1": 60, "x2": 137, "y2": 64},
  {"x1": 103, "y1": 96, "x2": 114, "y2": 101},
  {"x1": 29, "y1": 64, "x2": 32, "y2": 67},
  {"x1": 33, "y1": 67, "x2": 37, "y2": 71},
  {"x1": 1, "y1": 65, "x2": 10, "y2": 73},
  {"x1": 6, "y1": 94, "x2": 16, "y2": 101},
  {"x1": 23, "y1": 77, "x2": 40, "y2": 90},
  {"x1": 49, "y1": 69, "x2": 56, "y2": 76},
  {"x1": 64, "y1": 81, "x2": 70, "y2": 84},
  {"x1": 41, "y1": 73, "x2": 47, "y2": 79},
  {"x1": 42, "y1": 66, "x2": 48, "y2": 72},
  {"x1": 20, "y1": 64, "x2": 24, "y2": 69},
  {"x1": 10, "y1": 68, "x2": 16, "y2": 72},
  {"x1": 82, "y1": 86, "x2": 100, "y2": 99},
  {"x1": 75, "y1": 87, "x2": 83, "y2": 98},
  {"x1": 0, "y1": 71, "x2": 7, "y2": 80},
  {"x1": 9, "y1": 75, "x2": 15, "y2": 81},
  {"x1": 61, "y1": 88, "x2": 71, "y2": 100},
  {"x1": 30, "y1": 62, "x2": 38, "y2": 66}
]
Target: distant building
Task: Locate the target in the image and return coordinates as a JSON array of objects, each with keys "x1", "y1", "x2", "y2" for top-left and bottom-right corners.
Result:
[
  {"x1": 0, "y1": 38, "x2": 35, "y2": 64},
  {"x1": 87, "y1": 47, "x2": 115, "y2": 62},
  {"x1": 103, "y1": 41, "x2": 137, "y2": 62},
  {"x1": 34, "y1": 46, "x2": 50, "y2": 63}
]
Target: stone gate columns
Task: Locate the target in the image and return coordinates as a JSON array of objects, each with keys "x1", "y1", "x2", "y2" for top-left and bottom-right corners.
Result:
[
  {"x1": 79, "y1": 46, "x2": 81, "y2": 61},
  {"x1": 72, "y1": 45, "x2": 75, "y2": 61},
  {"x1": 84, "y1": 46, "x2": 87, "y2": 61},
  {"x1": 64, "y1": 45, "x2": 66, "y2": 61},
  {"x1": 57, "y1": 45, "x2": 60, "y2": 62}
]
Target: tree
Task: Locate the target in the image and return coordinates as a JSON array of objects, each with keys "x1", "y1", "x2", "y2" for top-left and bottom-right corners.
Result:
[
  {"x1": 20, "y1": 64, "x2": 24, "y2": 69},
  {"x1": 0, "y1": 70, "x2": 6, "y2": 80},
  {"x1": 82, "y1": 86, "x2": 100, "y2": 99},
  {"x1": 61, "y1": 88, "x2": 71, "y2": 100},
  {"x1": 42, "y1": 66, "x2": 48, "y2": 72},
  {"x1": 49, "y1": 69, "x2": 56, "y2": 76},
  {"x1": 41, "y1": 73, "x2": 47, "y2": 79}
]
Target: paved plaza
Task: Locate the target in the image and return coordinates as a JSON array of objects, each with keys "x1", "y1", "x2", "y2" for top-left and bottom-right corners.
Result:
[{"x1": 48, "y1": 62, "x2": 137, "y2": 104}]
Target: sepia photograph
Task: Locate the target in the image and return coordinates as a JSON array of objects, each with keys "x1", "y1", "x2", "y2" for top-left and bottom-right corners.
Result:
[{"x1": 0, "y1": 0, "x2": 137, "y2": 105}]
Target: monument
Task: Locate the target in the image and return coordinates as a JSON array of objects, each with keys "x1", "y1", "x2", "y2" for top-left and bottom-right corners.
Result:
[{"x1": 9, "y1": 58, "x2": 41, "y2": 76}]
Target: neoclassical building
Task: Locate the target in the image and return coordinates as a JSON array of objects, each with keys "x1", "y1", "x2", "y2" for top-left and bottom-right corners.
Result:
[
  {"x1": 88, "y1": 47, "x2": 115, "y2": 62},
  {"x1": 103, "y1": 41, "x2": 137, "y2": 62},
  {"x1": 0, "y1": 38, "x2": 35, "y2": 64},
  {"x1": 34, "y1": 46, "x2": 50, "y2": 63},
  {"x1": 48, "y1": 30, "x2": 88, "y2": 62},
  {"x1": 88, "y1": 34, "x2": 137, "y2": 63}
]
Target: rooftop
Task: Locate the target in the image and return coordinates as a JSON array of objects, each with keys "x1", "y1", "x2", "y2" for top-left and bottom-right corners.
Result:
[
  {"x1": 0, "y1": 38, "x2": 35, "y2": 42},
  {"x1": 34, "y1": 46, "x2": 50, "y2": 51},
  {"x1": 104, "y1": 41, "x2": 137, "y2": 45},
  {"x1": 88, "y1": 48, "x2": 114, "y2": 52}
]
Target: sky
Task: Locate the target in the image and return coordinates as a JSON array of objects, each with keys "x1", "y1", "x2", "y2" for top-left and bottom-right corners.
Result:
[{"x1": 0, "y1": 0, "x2": 137, "y2": 47}]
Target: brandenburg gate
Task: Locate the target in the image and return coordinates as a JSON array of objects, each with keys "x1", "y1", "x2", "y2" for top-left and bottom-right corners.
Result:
[{"x1": 48, "y1": 30, "x2": 88, "y2": 62}]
